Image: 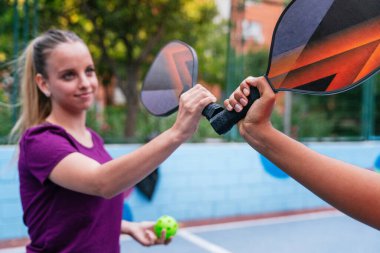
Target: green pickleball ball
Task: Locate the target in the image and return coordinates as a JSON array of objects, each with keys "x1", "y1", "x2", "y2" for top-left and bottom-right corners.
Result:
[{"x1": 154, "y1": 215, "x2": 179, "y2": 240}]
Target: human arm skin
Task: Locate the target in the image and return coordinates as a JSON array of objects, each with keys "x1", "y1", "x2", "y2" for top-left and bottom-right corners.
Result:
[
  {"x1": 49, "y1": 84, "x2": 216, "y2": 198},
  {"x1": 120, "y1": 220, "x2": 170, "y2": 246},
  {"x1": 225, "y1": 76, "x2": 380, "y2": 230}
]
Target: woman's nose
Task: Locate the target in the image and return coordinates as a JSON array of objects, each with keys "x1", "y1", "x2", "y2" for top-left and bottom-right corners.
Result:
[{"x1": 79, "y1": 74, "x2": 91, "y2": 88}]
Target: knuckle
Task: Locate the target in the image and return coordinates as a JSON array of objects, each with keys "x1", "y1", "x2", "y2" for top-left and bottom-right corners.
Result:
[
  {"x1": 258, "y1": 76, "x2": 266, "y2": 83},
  {"x1": 267, "y1": 93, "x2": 276, "y2": 102},
  {"x1": 234, "y1": 91, "x2": 242, "y2": 99},
  {"x1": 194, "y1": 83, "x2": 203, "y2": 90},
  {"x1": 182, "y1": 102, "x2": 191, "y2": 111}
]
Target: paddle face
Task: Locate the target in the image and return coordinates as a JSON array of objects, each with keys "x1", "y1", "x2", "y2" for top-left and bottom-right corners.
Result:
[
  {"x1": 267, "y1": 0, "x2": 380, "y2": 94},
  {"x1": 141, "y1": 0, "x2": 380, "y2": 135},
  {"x1": 141, "y1": 41, "x2": 198, "y2": 116}
]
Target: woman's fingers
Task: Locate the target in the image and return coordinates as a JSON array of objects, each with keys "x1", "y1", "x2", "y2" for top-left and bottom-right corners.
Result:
[
  {"x1": 180, "y1": 84, "x2": 216, "y2": 111},
  {"x1": 174, "y1": 84, "x2": 217, "y2": 140},
  {"x1": 254, "y1": 76, "x2": 276, "y2": 105},
  {"x1": 224, "y1": 76, "x2": 256, "y2": 112}
]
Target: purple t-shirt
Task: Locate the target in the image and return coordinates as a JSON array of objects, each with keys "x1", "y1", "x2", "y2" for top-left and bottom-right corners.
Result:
[{"x1": 18, "y1": 123, "x2": 124, "y2": 253}]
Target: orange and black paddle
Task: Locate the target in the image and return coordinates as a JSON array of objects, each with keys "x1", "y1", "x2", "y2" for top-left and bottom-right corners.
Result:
[{"x1": 142, "y1": 0, "x2": 380, "y2": 134}]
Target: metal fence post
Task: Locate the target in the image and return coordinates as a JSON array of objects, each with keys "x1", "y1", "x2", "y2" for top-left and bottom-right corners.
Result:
[
  {"x1": 361, "y1": 77, "x2": 375, "y2": 139},
  {"x1": 11, "y1": 0, "x2": 20, "y2": 124}
]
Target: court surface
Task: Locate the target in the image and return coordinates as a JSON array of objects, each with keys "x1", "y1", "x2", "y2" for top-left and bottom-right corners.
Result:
[
  {"x1": 121, "y1": 210, "x2": 380, "y2": 253},
  {"x1": 1, "y1": 210, "x2": 379, "y2": 253}
]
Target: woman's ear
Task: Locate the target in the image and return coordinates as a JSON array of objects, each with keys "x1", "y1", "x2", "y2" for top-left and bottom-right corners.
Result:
[{"x1": 35, "y1": 73, "x2": 51, "y2": 97}]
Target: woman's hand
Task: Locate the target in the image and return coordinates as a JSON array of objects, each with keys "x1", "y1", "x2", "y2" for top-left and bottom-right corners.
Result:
[
  {"x1": 172, "y1": 84, "x2": 216, "y2": 141},
  {"x1": 224, "y1": 76, "x2": 276, "y2": 139},
  {"x1": 121, "y1": 220, "x2": 172, "y2": 246}
]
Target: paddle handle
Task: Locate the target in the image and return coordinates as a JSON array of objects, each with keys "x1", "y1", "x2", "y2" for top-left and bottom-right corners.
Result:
[{"x1": 202, "y1": 86, "x2": 260, "y2": 135}]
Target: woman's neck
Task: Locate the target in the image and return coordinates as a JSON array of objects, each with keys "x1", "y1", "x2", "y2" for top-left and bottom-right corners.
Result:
[
  {"x1": 46, "y1": 110, "x2": 87, "y2": 135},
  {"x1": 46, "y1": 111, "x2": 93, "y2": 148}
]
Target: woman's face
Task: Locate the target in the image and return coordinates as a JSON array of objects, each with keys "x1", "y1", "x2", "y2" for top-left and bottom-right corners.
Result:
[{"x1": 43, "y1": 41, "x2": 98, "y2": 114}]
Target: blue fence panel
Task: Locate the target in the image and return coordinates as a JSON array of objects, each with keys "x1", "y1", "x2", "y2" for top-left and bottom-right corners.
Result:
[{"x1": 1, "y1": 142, "x2": 379, "y2": 240}]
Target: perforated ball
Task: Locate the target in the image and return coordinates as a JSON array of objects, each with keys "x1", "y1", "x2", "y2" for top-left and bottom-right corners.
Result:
[{"x1": 154, "y1": 215, "x2": 178, "y2": 240}]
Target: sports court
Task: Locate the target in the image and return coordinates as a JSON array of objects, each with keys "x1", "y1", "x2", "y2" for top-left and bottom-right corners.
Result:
[
  {"x1": 121, "y1": 210, "x2": 380, "y2": 253},
  {"x1": 1, "y1": 210, "x2": 379, "y2": 253}
]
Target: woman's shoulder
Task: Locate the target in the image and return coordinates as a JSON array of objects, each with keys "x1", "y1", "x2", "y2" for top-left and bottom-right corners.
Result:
[
  {"x1": 25, "y1": 122, "x2": 65, "y2": 135},
  {"x1": 21, "y1": 123, "x2": 105, "y2": 148},
  {"x1": 21, "y1": 123, "x2": 69, "y2": 143},
  {"x1": 19, "y1": 123, "x2": 77, "y2": 163}
]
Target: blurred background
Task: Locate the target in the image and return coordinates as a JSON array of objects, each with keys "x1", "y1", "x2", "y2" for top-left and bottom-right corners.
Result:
[
  {"x1": 1, "y1": 0, "x2": 379, "y2": 144},
  {"x1": 1, "y1": 0, "x2": 380, "y2": 251}
]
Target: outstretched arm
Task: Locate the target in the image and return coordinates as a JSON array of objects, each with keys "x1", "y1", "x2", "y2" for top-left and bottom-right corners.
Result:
[
  {"x1": 49, "y1": 84, "x2": 216, "y2": 198},
  {"x1": 225, "y1": 76, "x2": 380, "y2": 230}
]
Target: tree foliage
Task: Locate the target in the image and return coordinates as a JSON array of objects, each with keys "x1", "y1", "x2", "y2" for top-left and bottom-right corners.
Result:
[
  {"x1": 2, "y1": 0, "x2": 377, "y2": 142},
  {"x1": 1, "y1": 0, "x2": 226, "y2": 140},
  {"x1": 39, "y1": 0, "x2": 221, "y2": 138}
]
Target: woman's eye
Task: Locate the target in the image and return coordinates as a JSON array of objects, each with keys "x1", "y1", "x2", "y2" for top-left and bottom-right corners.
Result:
[
  {"x1": 62, "y1": 72, "x2": 75, "y2": 80},
  {"x1": 86, "y1": 67, "x2": 96, "y2": 76}
]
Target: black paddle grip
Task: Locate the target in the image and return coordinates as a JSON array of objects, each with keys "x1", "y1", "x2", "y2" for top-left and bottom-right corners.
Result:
[{"x1": 202, "y1": 86, "x2": 260, "y2": 135}]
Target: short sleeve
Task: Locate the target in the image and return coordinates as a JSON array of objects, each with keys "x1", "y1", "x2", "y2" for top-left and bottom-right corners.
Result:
[{"x1": 20, "y1": 125, "x2": 78, "y2": 184}]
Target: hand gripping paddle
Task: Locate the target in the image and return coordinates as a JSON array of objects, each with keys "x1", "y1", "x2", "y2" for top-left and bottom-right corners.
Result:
[
  {"x1": 141, "y1": 40, "x2": 259, "y2": 133},
  {"x1": 142, "y1": 0, "x2": 380, "y2": 135}
]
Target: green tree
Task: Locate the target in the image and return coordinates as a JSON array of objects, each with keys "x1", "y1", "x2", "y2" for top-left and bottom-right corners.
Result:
[{"x1": 0, "y1": 1, "x2": 15, "y2": 64}]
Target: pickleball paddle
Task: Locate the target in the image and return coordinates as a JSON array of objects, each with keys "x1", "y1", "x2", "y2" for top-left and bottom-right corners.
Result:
[{"x1": 142, "y1": 0, "x2": 380, "y2": 135}]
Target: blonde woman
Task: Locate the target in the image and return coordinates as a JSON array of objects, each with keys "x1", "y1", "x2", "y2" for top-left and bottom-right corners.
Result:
[{"x1": 12, "y1": 29, "x2": 216, "y2": 252}]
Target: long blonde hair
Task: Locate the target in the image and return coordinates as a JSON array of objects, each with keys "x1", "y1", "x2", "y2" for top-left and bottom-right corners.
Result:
[{"x1": 10, "y1": 30, "x2": 84, "y2": 142}]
